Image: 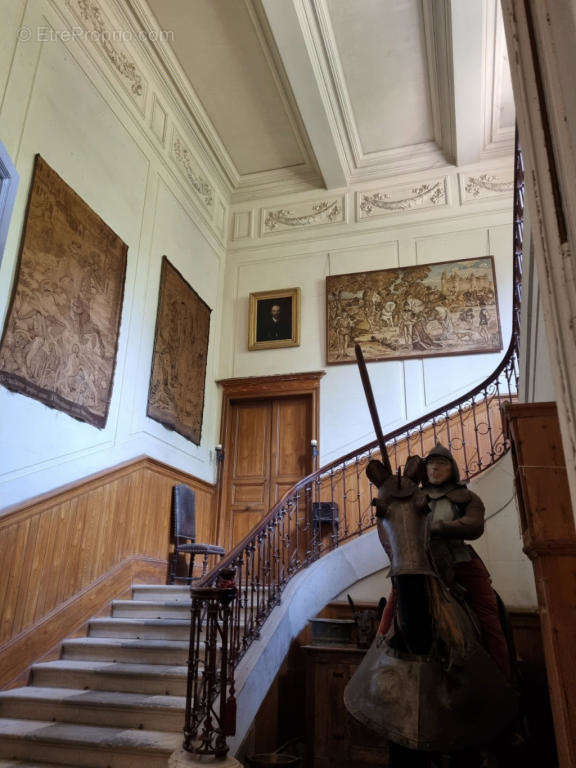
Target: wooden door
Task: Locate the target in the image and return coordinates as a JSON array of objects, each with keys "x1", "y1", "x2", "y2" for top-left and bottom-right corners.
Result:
[{"x1": 225, "y1": 395, "x2": 312, "y2": 549}]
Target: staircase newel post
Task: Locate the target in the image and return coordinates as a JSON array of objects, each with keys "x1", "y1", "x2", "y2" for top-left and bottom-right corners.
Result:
[{"x1": 183, "y1": 569, "x2": 237, "y2": 760}]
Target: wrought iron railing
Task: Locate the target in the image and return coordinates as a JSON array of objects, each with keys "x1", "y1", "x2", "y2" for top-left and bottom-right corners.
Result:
[{"x1": 183, "y1": 143, "x2": 525, "y2": 757}]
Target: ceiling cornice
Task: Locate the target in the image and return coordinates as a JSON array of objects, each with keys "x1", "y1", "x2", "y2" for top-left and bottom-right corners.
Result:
[{"x1": 116, "y1": 0, "x2": 324, "y2": 201}]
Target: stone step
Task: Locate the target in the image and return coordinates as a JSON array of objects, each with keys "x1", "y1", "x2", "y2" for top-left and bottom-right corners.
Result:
[
  {"x1": 31, "y1": 660, "x2": 189, "y2": 697},
  {"x1": 131, "y1": 584, "x2": 272, "y2": 605},
  {"x1": 0, "y1": 718, "x2": 181, "y2": 768},
  {"x1": 62, "y1": 637, "x2": 190, "y2": 666},
  {"x1": 131, "y1": 585, "x2": 189, "y2": 602},
  {"x1": 111, "y1": 600, "x2": 191, "y2": 619},
  {"x1": 0, "y1": 761, "x2": 73, "y2": 768},
  {"x1": 0, "y1": 687, "x2": 185, "y2": 732},
  {"x1": 89, "y1": 617, "x2": 190, "y2": 641}
]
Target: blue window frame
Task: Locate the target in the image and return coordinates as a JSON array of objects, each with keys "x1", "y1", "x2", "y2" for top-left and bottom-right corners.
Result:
[{"x1": 0, "y1": 141, "x2": 19, "y2": 268}]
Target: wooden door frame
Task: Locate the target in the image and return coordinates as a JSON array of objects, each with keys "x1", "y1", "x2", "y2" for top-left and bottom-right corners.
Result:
[{"x1": 215, "y1": 371, "x2": 325, "y2": 547}]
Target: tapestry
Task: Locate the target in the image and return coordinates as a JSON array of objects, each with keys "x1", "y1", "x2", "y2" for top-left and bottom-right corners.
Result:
[
  {"x1": 0, "y1": 155, "x2": 127, "y2": 427},
  {"x1": 147, "y1": 257, "x2": 211, "y2": 444},
  {"x1": 326, "y1": 257, "x2": 502, "y2": 364}
]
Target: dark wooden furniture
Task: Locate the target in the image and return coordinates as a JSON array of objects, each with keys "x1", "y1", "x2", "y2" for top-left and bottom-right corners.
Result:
[
  {"x1": 303, "y1": 644, "x2": 389, "y2": 768},
  {"x1": 502, "y1": 402, "x2": 576, "y2": 768},
  {"x1": 169, "y1": 483, "x2": 225, "y2": 584}
]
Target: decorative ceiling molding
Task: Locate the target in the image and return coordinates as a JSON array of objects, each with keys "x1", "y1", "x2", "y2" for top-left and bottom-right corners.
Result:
[
  {"x1": 422, "y1": 0, "x2": 456, "y2": 164},
  {"x1": 262, "y1": 195, "x2": 345, "y2": 234},
  {"x1": 292, "y1": 0, "x2": 452, "y2": 183},
  {"x1": 170, "y1": 129, "x2": 214, "y2": 209},
  {"x1": 229, "y1": 163, "x2": 512, "y2": 246},
  {"x1": 114, "y1": 0, "x2": 322, "y2": 202},
  {"x1": 459, "y1": 167, "x2": 514, "y2": 204},
  {"x1": 481, "y1": 0, "x2": 515, "y2": 158},
  {"x1": 358, "y1": 178, "x2": 448, "y2": 221},
  {"x1": 47, "y1": 0, "x2": 227, "y2": 249},
  {"x1": 66, "y1": 0, "x2": 148, "y2": 114}
]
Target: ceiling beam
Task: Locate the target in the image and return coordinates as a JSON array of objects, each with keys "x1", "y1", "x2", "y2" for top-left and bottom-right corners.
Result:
[
  {"x1": 449, "y1": 0, "x2": 485, "y2": 166},
  {"x1": 259, "y1": 0, "x2": 349, "y2": 190}
]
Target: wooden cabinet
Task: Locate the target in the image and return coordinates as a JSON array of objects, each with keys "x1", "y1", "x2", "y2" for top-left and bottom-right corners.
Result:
[
  {"x1": 303, "y1": 644, "x2": 389, "y2": 768},
  {"x1": 502, "y1": 402, "x2": 576, "y2": 768}
]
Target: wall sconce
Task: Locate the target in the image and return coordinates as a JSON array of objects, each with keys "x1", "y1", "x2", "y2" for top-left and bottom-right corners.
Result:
[{"x1": 215, "y1": 444, "x2": 225, "y2": 463}]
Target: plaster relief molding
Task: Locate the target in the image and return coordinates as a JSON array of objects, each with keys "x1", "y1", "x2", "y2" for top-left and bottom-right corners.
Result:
[
  {"x1": 422, "y1": 0, "x2": 456, "y2": 163},
  {"x1": 118, "y1": 0, "x2": 320, "y2": 200},
  {"x1": 262, "y1": 197, "x2": 345, "y2": 234},
  {"x1": 150, "y1": 94, "x2": 167, "y2": 146},
  {"x1": 232, "y1": 211, "x2": 254, "y2": 242},
  {"x1": 299, "y1": 0, "x2": 450, "y2": 178},
  {"x1": 481, "y1": 0, "x2": 515, "y2": 157},
  {"x1": 357, "y1": 178, "x2": 448, "y2": 221},
  {"x1": 170, "y1": 130, "x2": 214, "y2": 210},
  {"x1": 459, "y1": 169, "x2": 513, "y2": 204},
  {"x1": 66, "y1": 0, "x2": 147, "y2": 113},
  {"x1": 215, "y1": 199, "x2": 227, "y2": 236}
]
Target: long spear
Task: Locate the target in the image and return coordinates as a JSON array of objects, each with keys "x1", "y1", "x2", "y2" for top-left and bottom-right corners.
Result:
[{"x1": 354, "y1": 343, "x2": 392, "y2": 473}]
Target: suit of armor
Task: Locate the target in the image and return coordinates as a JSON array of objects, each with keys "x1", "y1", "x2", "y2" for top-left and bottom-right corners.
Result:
[{"x1": 379, "y1": 443, "x2": 511, "y2": 679}]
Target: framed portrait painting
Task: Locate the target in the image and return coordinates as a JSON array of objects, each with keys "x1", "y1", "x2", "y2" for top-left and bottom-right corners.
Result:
[
  {"x1": 248, "y1": 287, "x2": 300, "y2": 351},
  {"x1": 326, "y1": 257, "x2": 502, "y2": 364}
]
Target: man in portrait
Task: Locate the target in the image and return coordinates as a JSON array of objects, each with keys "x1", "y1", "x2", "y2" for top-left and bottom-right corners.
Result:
[{"x1": 257, "y1": 297, "x2": 292, "y2": 342}]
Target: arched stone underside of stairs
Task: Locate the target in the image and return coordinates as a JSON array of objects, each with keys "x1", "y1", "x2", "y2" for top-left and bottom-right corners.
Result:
[{"x1": 0, "y1": 457, "x2": 527, "y2": 765}]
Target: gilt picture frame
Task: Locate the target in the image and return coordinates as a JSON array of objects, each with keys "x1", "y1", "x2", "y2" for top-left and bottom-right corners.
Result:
[
  {"x1": 248, "y1": 287, "x2": 301, "y2": 351},
  {"x1": 326, "y1": 256, "x2": 502, "y2": 364}
]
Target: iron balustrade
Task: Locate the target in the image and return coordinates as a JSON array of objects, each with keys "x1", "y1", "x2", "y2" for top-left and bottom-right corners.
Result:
[{"x1": 183, "y1": 140, "x2": 525, "y2": 757}]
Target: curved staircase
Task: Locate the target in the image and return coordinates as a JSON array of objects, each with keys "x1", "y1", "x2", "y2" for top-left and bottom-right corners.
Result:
[{"x1": 0, "y1": 148, "x2": 525, "y2": 764}]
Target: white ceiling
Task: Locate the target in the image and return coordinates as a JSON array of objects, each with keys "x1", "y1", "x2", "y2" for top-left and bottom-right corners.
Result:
[
  {"x1": 141, "y1": 0, "x2": 515, "y2": 198},
  {"x1": 325, "y1": 0, "x2": 434, "y2": 154},
  {"x1": 146, "y1": 0, "x2": 307, "y2": 176}
]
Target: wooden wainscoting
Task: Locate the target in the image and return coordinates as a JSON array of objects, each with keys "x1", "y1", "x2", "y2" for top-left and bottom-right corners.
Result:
[{"x1": 0, "y1": 456, "x2": 215, "y2": 689}]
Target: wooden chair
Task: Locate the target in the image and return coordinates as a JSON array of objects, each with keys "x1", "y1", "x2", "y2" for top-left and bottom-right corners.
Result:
[{"x1": 168, "y1": 483, "x2": 226, "y2": 584}]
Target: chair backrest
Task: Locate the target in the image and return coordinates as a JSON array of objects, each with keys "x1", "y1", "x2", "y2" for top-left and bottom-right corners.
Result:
[{"x1": 172, "y1": 483, "x2": 196, "y2": 541}]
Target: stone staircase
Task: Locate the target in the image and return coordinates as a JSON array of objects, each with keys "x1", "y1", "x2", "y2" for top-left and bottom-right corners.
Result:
[{"x1": 0, "y1": 584, "x2": 196, "y2": 768}]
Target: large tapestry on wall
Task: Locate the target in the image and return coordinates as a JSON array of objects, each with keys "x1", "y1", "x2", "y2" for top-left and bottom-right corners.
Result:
[
  {"x1": 0, "y1": 155, "x2": 127, "y2": 427},
  {"x1": 326, "y1": 257, "x2": 502, "y2": 364},
  {"x1": 147, "y1": 257, "x2": 211, "y2": 445}
]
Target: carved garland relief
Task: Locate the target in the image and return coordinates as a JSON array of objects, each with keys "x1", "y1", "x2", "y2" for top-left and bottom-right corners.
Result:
[
  {"x1": 358, "y1": 180, "x2": 448, "y2": 220},
  {"x1": 263, "y1": 198, "x2": 344, "y2": 233}
]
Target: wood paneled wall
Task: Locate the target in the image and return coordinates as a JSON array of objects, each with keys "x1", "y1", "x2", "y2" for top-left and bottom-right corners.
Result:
[
  {"x1": 0, "y1": 456, "x2": 215, "y2": 688},
  {"x1": 503, "y1": 402, "x2": 576, "y2": 768}
]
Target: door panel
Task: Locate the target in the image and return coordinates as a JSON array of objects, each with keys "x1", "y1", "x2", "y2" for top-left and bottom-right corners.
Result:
[
  {"x1": 228, "y1": 400, "x2": 271, "y2": 546},
  {"x1": 270, "y1": 396, "x2": 311, "y2": 505},
  {"x1": 225, "y1": 395, "x2": 312, "y2": 549},
  {"x1": 232, "y1": 484, "x2": 268, "y2": 504}
]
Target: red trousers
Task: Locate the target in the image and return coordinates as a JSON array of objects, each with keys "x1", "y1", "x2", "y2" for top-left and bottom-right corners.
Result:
[{"x1": 377, "y1": 555, "x2": 510, "y2": 679}]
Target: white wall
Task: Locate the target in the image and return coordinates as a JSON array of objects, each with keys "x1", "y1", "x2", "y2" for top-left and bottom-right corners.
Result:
[
  {"x1": 0, "y1": 0, "x2": 228, "y2": 508},
  {"x1": 0, "y1": 0, "x2": 520, "y2": 515},
  {"x1": 223, "y1": 205, "x2": 514, "y2": 465}
]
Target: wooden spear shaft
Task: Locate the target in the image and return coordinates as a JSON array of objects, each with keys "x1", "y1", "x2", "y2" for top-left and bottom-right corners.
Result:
[{"x1": 354, "y1": 343, "x2": 392, "y2": 472}]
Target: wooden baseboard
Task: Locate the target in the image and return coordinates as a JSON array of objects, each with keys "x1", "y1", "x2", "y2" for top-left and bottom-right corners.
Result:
[{"x1": 0, "y1": 556, "x2": 166, "y2": 689}]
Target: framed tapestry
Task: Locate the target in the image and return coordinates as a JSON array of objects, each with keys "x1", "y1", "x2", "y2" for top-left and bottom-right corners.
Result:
[
  {"x1": 0, "y1": 155, "x2": 127, "y2": 427},
  {"x1": 147, "y1": 257, "x2": 211, "y2": 444},
  {"x1": 248, "y1": 287, "x2": 300, "y2": 351},
  {"x1": 326, "y1": 257, "x2": 502, "y2": 364}
]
